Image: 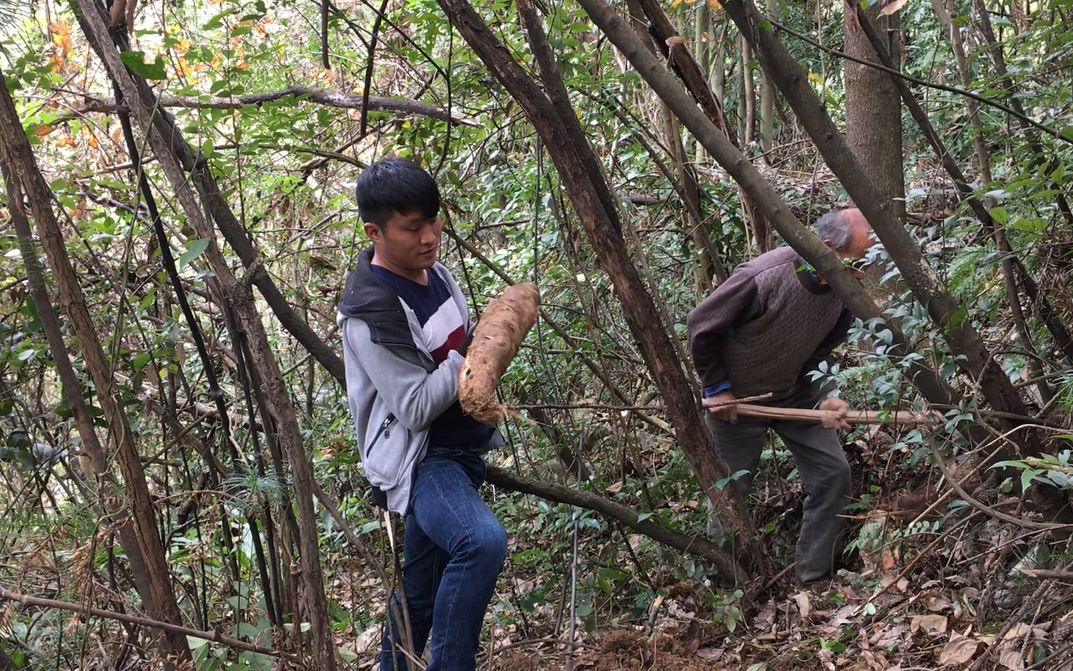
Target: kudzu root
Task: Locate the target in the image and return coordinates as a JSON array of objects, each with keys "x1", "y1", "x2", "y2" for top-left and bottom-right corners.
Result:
[{"x1": 459, "y1": 282, "x2": 540, "y2": 424}]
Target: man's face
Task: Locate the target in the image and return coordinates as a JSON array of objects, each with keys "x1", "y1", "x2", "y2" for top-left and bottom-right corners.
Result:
[
  {"x1": 836, "y1": 210, "x2": 878, "y2": 277},
  {"x1": 365, "y1": 209, "x2": 443, "y2": 281}
]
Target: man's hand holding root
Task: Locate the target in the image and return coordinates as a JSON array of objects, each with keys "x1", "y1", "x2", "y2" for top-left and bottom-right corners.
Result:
[{"x1": 819, "y1": 397, "x2": 851, "y2": 430}]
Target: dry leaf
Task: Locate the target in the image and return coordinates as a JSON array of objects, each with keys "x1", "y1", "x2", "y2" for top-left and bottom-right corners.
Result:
[
  {"x1": 870, "y1": 624, "x2": 906, "y2": 649},
  {"x1": 695, "y1": 647, "x2": 723, "y2": 661},
  {"x1": 879, "y1": 0, "x2": 909, "y2": 16},
  {"x1": 794, "y1": 591, "x2": 811, "y2": 620},
  {"x1": 665, "y1": 35, "x2": 687, "y2": 47},
  {"x1": 998, "y1": 643, "x2": 1025, "y2": 671},
  {"x1": 927, "y1": 595, "x2": 952, "y2": 612},
  {"x1": 1002, "y1": 623, "x2": 1032, "y2": 640},
  {"x1": 912, "y1": 614, "x2": 949, "y2": 635},
  {"x1": 939, "y1": 633, "x2": 983, "y2": 666}
]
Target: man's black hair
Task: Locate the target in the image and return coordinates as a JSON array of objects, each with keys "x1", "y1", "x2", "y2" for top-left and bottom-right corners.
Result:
[{"x1": 355, "y1": 157, "x2": 440, "y2": 227}]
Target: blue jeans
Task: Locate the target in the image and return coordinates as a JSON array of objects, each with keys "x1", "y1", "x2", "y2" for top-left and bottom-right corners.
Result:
[{"x1": 380, "y1": 450, "x2": 507, "y2": 671}]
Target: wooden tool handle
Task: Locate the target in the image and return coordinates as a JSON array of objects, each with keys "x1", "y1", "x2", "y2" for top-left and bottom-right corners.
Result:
[{"x1": 706, "y1": 402, "x2": 939, "y2": 426}]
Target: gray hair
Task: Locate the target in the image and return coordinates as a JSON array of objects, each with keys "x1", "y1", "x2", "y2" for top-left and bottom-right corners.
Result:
[{"x1": 814, "y1": 210, "x2": 854, "y2": 251}]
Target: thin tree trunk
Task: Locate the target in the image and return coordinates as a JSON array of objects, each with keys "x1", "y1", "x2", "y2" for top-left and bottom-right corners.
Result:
[
  {"x1": 694, "y1": 0, "x2": 710, "y2": 162},
  {"x1": 441, "y1": 0, "x2": 757, "y2": 580},
  {"x1": 740, "y1": 36, "x2": 755, "y2": 144},
  {"x1": 632, "y1": 0, "x2": 771, "y2": 252},
  {"x1": 720, "y1": 0, "x2": 1034, "y2": 440},
  {"x1": 0, "y1": 149, "x2": 162, "y2": 623},
  {"x1": 623, "y1": 0, "x2": 721, "y2": 289},
  {"x1": 973, "y1": 0, "x2": 1073, "y2": 227},
  {"x1": 843, "y1": 3, "x2": 906, "y2": 222},
  {"x1": 0, "y1": 67, "x2": 191, "y2": 664},
  {"x1": 574, "y1": 0, "x2": 970, "y2": 436},
  {"x1": 70, "y1": 1, "x2": 338, "y2": 665},
  {"x1": 851, "y1": 6, "x2": 1068, "y2": 397},
  {"x1": 712, "y1": 24, "x2": 726, "y2": 104},
  {"x1": 759, "y1": 0, "x2": 778, "y2": 156},
  {"x1": 931, "y1": 0, "x2": 992, "y2": 184}
]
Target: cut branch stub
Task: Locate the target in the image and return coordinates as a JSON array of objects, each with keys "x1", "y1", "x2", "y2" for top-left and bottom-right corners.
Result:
[{"x1": 459, "y1": 282, "x2": 540, "y2": 424}]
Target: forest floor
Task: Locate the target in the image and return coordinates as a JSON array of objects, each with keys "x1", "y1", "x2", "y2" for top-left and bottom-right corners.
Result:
[
  {"x1": 488, "y1": 544, "x2": 1073, "y2": 670},
  {"x1": 476, "y1": 443, "x2": 1073, "y2": 671}
]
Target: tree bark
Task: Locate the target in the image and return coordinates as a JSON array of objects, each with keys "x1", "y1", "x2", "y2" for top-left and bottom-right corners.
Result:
[
  {"x1": 0, "y1": 66, "x2": 191, "y2": 663},
  {"x1": 741, "y1": 36, "x2": 755, "y2": 144},
  {"x1": 439, "y1": 0, "x2": 758, "y2": 579},
  {"x1": 719, "y1": 0, "x2": 1034, "y2": 439},
  {"x1": 850, "y1": 7, "x2": 1073, "y2": 386},
  {"x1": 843, "y1": 3, "x2": 906, "y2": 222},
  {"x1": 573, "y1": 0, "x2": 966, "y2": 425},
  {"x1": 759, "y1": 0, "x2": 778, "y2": 156},
  {"x1": 70, "y1": 1, "x2": 338, "y2": 666}
]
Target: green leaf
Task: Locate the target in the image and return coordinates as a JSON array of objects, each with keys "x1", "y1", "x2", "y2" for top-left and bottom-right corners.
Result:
[
  {"x1": 1061, "y1": 125, "x2": 1073, "y2": 142},
  {"x1": 717, "y1": 469, "x2": 750, "y2": 491},
  {"x1": 120, "y1": 51, "x2": 167, "y2": 80},
  {"x1": 1010, "y1": 217, "x2": 1047, "y2": 233},
  {"x1": 989, "y1": 206, "x2": 1008, "y2": 225},
  {"x1": 636, "y1": 511, "x2": 653, "y2": 523},
  {"x1": 185, "y1": 635, "x2": 211, "y2": 649},
  {"x1": 179, "y1": 238, "x2": 210, "y2": 269},
  {"x1": 237, "y1": 651, "x2": 276, "y2": 671},
  {"x1": 1021, "y1": 468, "x2": 1042, "y2": 492}
]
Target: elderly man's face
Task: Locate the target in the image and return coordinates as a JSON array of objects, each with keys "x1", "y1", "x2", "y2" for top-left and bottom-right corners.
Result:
[{"x1": 837, "y1": 209, "x2": 878, "y2": 276}]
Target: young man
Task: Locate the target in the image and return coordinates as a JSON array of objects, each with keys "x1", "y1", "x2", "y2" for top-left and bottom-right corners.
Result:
[
  {"x1": 338, "y1": 157, "x2": 507, "y2": 671},
  {"x1": 687, "y1": 208, "x2": 876, "y2": 584}
]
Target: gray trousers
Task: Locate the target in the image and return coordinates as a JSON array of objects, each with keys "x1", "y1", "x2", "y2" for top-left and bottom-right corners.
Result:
[{"x1": 705, "y1": 412, "x2": 851, "y2": 583}]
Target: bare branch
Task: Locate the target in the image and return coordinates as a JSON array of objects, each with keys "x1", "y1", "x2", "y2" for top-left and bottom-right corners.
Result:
[{"x1": 53, "y1": 87, "x2": 477, "y2": 126}]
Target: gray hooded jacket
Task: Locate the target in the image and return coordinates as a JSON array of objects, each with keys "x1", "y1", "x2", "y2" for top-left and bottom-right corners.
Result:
[{"x1": 338, "y1": 249, "x2": 495, "y2": 514}]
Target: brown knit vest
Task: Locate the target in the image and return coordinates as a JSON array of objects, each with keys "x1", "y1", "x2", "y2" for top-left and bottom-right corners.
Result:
[{"x1": 723, "y1": 254, "x2": 845, "y2": 398}]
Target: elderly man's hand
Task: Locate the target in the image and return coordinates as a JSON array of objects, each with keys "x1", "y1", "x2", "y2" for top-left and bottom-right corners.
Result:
[
  {"x1": 819, "y1": 397, "x2": 851, "y2": 431},
  {"x1": 704, "y1": 390, "x2": 739, "y2": 423}
]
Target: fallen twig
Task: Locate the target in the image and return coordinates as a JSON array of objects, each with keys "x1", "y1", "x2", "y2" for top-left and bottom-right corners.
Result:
[{"x1": 0, "y1": 585, "x2": 287, "y2": 658}]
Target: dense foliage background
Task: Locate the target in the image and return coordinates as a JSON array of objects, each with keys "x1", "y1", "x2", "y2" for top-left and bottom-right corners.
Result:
[{"x1": 1, "y1": 0, "x2": 1072, "y2": 667}]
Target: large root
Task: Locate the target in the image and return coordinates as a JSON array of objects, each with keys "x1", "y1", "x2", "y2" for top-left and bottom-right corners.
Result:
[{"x1": 459, "y1": 282, "x2": 540, "y2": 424}]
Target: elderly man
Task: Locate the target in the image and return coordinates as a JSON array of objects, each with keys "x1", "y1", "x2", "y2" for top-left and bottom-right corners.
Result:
[{"x1": 687, "y1": 208, "x2": 876, "y2": 584}]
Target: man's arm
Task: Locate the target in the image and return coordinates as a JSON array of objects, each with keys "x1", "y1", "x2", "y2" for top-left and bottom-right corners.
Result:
[
  {"x1": 686, "y1": 269, "x2": 761, "y2": 392},
  {"x1": 344, "y1": 319, "x2": 461, "y2": 431}
]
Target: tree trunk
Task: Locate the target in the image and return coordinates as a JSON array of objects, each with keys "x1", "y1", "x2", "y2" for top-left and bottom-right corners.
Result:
[
  {"x1": 440, "y1": 0, "x2": 758, "y2": 580},
  {"x1": 740, "y1": 35, "x2": 755, "y2": 144},
  {"x1": 631, "y1": 0, "x2": 771, "y2": 252},
  {"x1": 931, "y1": 0, "x2": 991, "y2": 184},
  {"x1": 843, "y1": 3, "x2": 906, "y2": 222},
  {"x1": 850, "y1": 7, "x2": 1073, "y2": 383},
  {"x1": 759, "y1": 0, "x2": 778, "y2": 156},
  {"x1": 972, "y1": 0, "x2": 1073, "y2": 228},
  {"x1": 70, "y1": 1, "x2": 338, "y2": 666},
  {"x1": 574, "y1": 0, "x2": 973, "y2": 439},
  {"x1": 623, "y1": 0, "x2": 721, "y2": 289},
  {"x1": 0, "y1": 67, "x2": 191, "y2": 664},
  {"x1": 719, "y1": 0, "x2": 1034, "y2": 442}
]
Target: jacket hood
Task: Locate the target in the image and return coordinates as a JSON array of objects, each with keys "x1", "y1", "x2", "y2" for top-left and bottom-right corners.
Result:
[{"x1": 338, "y1": 248, "x2": 417, "y2": 348}]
